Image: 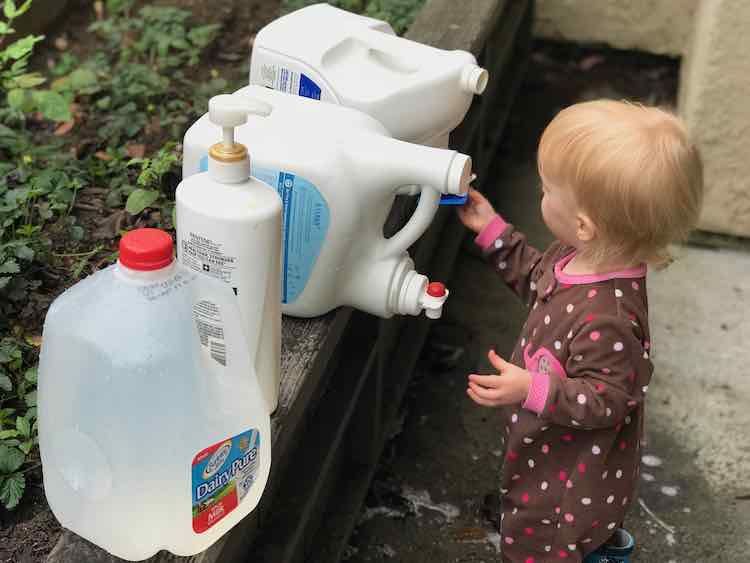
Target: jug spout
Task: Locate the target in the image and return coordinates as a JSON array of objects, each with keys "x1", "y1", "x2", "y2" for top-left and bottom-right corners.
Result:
[
  {"x1": 354, "y1": 134, "x2": 473, "y2": 196},
  {"x1": 392, "y1": 265, "x2": 449, "y2": 319}
]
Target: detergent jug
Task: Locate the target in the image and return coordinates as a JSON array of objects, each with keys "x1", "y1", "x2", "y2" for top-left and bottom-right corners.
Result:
[
  {"x1": 38, "y1": 229, "x2": 272, "y2": 561},
  {"x1": 176, "y1": 94, "x2": 283, "y2": 414},
  {"x1": 249, "y1": 3, "x2": 488, "y2": 148},
  {"x1": 182, "y1": 86, "x2": 470, "y2": 319}
]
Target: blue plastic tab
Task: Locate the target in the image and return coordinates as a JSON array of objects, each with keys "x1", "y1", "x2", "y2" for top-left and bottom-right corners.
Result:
[{"x1": 439, "y1": 194, "x2": 468, "y2": 206}]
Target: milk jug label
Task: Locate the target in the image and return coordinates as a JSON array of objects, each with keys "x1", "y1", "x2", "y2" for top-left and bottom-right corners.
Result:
[
  {"x1": 192, "y1": 429, "x2": 261, "y2": 533},
  {"x1": 193, "y1": 299, "x2": 227, "y2": 366},
  {"x1": 259, "y1": 63, "x2": 322, "y2": 100},
  {"x1": 199, "y1": 157, "x2": 329, "y2": 303}
]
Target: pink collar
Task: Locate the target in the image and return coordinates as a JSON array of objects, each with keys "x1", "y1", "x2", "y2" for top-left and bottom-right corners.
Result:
[{"x1": 554, "y1": 251, "x2": 647, "y2": 285}]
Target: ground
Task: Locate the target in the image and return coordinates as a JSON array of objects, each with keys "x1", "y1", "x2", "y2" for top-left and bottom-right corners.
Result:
[{"x1": 345, "y1": 43, "x2": 750, "y2": 562}]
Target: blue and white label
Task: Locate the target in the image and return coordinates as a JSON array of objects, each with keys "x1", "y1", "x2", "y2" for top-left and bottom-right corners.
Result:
[
  {"x1": 259, "y1": 63, "x2": 322, "y2": 100},
  {"x1": 198, "y1": 157, "x2": 329, "y2": 303}
]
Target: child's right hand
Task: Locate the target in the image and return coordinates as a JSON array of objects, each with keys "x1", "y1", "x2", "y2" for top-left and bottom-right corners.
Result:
[{"x1": 457, "y1": 188, "x2": 497, "y2": 234}]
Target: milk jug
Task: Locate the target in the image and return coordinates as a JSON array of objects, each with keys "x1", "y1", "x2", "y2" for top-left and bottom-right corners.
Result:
[
  {"x1": 182, "y1": 86, "x2": 470, "y2": 319},
  {"x1": 38, "y1": 229, "x2": 271, "y2": 561},
  {"x1": 176, "y1": 94, "x2": 283, "y2": 413},
  {"x1": 249, "y1": 3, "x2": 488, "y2": 148}
]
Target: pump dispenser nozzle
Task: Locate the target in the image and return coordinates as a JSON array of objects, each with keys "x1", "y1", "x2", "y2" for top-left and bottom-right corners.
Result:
[{"x1": 207, "y1": 94, "x2": 273, "y2": 183}]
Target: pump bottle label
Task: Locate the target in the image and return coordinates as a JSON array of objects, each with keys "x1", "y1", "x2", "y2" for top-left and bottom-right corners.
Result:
[{"x1": 191, "y1": 429, "x2": 261, "y2": 533}]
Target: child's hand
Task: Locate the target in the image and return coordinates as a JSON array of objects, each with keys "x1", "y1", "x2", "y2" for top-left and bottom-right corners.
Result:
[
  {"x1": 467, "y1": 350, "x2": 532, "y2": 407},
  {"x1": 457, "y1": 188, "x2": 497, "y2": 234}
]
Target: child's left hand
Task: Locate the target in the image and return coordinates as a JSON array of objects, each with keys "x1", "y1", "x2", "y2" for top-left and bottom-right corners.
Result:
[{"x1": 467, "y1": 350, "x2": 532, "y2": 407}]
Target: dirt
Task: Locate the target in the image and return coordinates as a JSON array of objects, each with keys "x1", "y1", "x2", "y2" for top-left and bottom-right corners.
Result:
[{"x1": 0, "y1": 1, "x2": 281, "y2": 562}]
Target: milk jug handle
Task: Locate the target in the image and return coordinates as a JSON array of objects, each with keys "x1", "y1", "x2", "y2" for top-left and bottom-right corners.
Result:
[{"x1": 382, "y1": 186, "x2": 440, "y2": 258}]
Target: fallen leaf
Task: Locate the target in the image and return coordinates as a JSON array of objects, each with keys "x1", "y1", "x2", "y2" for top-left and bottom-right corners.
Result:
[
  {"x1": 125, "y1": 143, "x2": 146, "y2": 159},
  {"x1": 54, "y1": 120, "x2": 75, "y2": 136},
  {"x1": 94, "y1": 151, "x2": 113, "y2": 161},
  {"x1": 25, "y1": 335, "x2": 43, "y2": 347},
  {"x1": 453, "y1": 528, "x2": 488, "y2": 542},
  {"x1": 94, "y1": 210, "x2": 127, "y2": 240}
]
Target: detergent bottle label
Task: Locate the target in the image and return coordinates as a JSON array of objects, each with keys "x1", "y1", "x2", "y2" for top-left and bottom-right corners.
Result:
[
  {"x1": 192, "y1": 429, "x2": 261, "y2": 533},
  {"x1": 199, "y1": 157, "x2": 329, "y2": 304},
  {"x1": 258, "y1": 63, "x2": 322, "y2": 100}
]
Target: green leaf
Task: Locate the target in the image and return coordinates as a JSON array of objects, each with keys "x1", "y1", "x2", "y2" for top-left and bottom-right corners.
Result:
[
  {"x1": 3, "y1": 0, "x2": 16, "y2": 19},
  {"x1": 24, "y1": 390, "x2": 36, "y2": 407},
  {"x1": 0, "y1": 472, "x2": 25, "y2": 510},
  {"x1": 67, "y1": 67, "x2": 99, "y2": 94},
  {"x1": 14, "y1": 245, "x2": 33, "y2": 261},
  {"x1": 0, "y1": 123, "x2": 16, "y2": 138},
  {"x1": 69, "y1": 225, "x2": 84, "y2": 241},
  {"x1": 0, "y1": 373, "x2": 11, "y2": 392},
  {"x1": 0, "y1": 444, "x2": 25, "y2": 473},
  {"x1": 125, "y1": 188, "x2": 159, "y2": 215},
  {"x1": 13, "y1": 72, "x2": 46, "y2": 88},
  {"x1": 0, "y1": 430, "x2": 19, "y2": 440},
  {"x1": 13, "y1": 0, "x2": 31, "y2": 17},
  {"x1": 15, "y1": 416, "x2": 29, "y2": 438},
  {"x1": 3, "y1": 35, "x2": 43, "y2": 61},
  {"x1": 7, "y1": 88, "x2": 32, "y2": 112},
  {"x1": 18, "y1": 440, "x2": 33, "y2": 455},
  {"x1": 0, "y1": 259, "x2": 19, "y2": 274},
  {"x1": 23, "y1": 367, "x2": 37, "y2": 384},
  {"x1": 31, "y1": 90, "x2": 71, "y2": 122}
]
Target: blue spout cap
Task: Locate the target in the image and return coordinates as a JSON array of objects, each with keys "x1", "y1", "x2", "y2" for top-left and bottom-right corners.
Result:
[{"x1": 439, "y1": 194, "x2": 468, "y2": 206}]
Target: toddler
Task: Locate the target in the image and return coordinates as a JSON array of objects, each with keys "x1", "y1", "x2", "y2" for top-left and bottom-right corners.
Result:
[{"x1": 458, "y1": 100, "x2": 703, "y2": 562}]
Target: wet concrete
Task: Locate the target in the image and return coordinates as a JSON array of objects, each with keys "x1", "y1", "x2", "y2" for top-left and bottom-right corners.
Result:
[{"x1": 345, "y1": 43, "x2": 750, "y2": 562}]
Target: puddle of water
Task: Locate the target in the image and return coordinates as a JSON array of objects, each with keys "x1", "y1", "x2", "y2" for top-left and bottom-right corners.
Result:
[{"x1": 401, "y1": 486, "x2": 460, "y2": 523}]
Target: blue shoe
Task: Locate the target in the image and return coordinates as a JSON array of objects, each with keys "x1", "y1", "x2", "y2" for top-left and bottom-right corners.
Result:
[{"x1": 583, "y1": 529, "x2": 635, "y2": 563}]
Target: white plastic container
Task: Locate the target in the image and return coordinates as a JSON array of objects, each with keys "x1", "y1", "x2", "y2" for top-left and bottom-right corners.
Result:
[
  {"x1": 182, "y1": 86, "x2": 467, "y2": 319},
  {"x1": 38, "y1": 229, "x2": 271, "y2": 561},
  {"x1": 249, "y1": 2, "x2": 488, "y2": 148},
  {"x1": 176, "y1": 95, "x2": 283, "y2": 413}
]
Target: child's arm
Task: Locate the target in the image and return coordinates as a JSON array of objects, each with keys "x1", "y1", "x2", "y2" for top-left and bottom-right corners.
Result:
[
  {"x1": 522, "y1": 315, "x2": 649, "y2": 429},
  {"x1": 458, "y1": 189, "x2": 545, "y2": 305}
]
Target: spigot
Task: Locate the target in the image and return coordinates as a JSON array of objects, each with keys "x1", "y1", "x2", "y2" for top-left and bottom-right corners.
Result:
[{"x1": 421, "y1": 281, "x2": 449, "y2": 319}]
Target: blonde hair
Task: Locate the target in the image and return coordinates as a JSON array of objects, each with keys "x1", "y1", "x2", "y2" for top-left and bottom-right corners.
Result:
[{"x1": 538, "y1": 100, "x2": 703, "y2": 268}]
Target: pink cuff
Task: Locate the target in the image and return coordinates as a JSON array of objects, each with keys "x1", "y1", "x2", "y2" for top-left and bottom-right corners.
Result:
[
  {"x1": 522, "y1": 371, "x2": 550, "y2": 414},
  {"x1": 474, "y1": 215, "x2": 509, "y2": 250}
]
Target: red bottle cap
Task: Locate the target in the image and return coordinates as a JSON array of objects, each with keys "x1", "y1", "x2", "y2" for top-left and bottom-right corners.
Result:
[
  {"x1": 427, "y1": 282, "x2": 446, "y2": 298},
  {"x1": 119, "y1": 228, "x2": 174, "y2": 271}
]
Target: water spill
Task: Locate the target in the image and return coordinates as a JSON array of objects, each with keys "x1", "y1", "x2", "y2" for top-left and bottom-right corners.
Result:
[
  {"x1": 666, "y1": 533, "x2": 677, "y2": 546},
  {"x1": 486, "y1": 530, "x2": 502, "y2": 554},
  {"x1": 359, "y1": 506, "x2": 407, "y2": 523},
  {"x1": 642, "y1": 454, "x2": 663, "y2": 467},
  {"x1": 660, "y1": 485, "x2": 680, "y2": 497},
  {"x1": 401, "y1": 486, "x2": 460, "y2": 523},
  {"x1": 642, "y1": 472, "x2": 656, "y2": 482}
]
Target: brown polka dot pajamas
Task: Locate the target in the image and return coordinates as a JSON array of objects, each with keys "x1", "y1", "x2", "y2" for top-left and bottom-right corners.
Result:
[{"x1": 474, "y1": 216, "x2": 652, "y2": 563}]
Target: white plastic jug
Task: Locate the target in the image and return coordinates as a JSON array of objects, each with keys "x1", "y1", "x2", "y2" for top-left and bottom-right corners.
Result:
[
  {"x1": 38, "y1": 229, "x2": 271, "y2": 561},
  {"x1": 182, "y1": 86, "x2": 471, "y2": 319},
  {"x1": 176, "y1": 95, "x2": 283, "y2": 414},
  {"x1": 249, "y1": 2, "x2": 488, "y2": 148}
]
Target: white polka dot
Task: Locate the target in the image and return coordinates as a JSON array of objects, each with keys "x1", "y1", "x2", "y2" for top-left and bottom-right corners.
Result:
[
  {"x1": 498, "y1": 261, "x2": 507, "y2": 270},
  {"x1": 616, "y1": 469, "x2": 623, "y2": 479},
  {"x1": 567, "y1": 330, "x2": 573, "y2": 339},
  {"x1": 592, "y1": 445, "x2": 601, "y2": 455},
  {"x1": 644, "y1": 351, "x2": 650, "y2": 359},
  {"x1": 521, "y1": 337, "x2": 526, "y2": 346},
  {"x1": 577, "y1": 394, "x2": 587, "y2": 405},
  {"x1": 523, "y1": 437, "x2": 534, "y2": 444},
  {"x1": 625, "y1": 416, "x2": 632, "y2": 424},
  {"x1": 568, "y1": 544, "x2": 577, "y2": 551},
  {"x1": 606, "y1": 407, "x2": 612, "y2": 417},
  {"x1": 608, "y1": 522, "x2": 617, "y2": 530},
  {"x1": 542, "y1": 518, "x2": 551, "y2": 524},
  {"x1": 622, "y1": 496, "x2": 629, "y2": 506},
  {"x1": 494, "y1": 239, "x2": 503, "y2": 249},
  {"x1": 533, "y1": 301, "x2": 539, "y2": 310},
  {"x1": 511, "y1": 413, "x2": 518, "y2": 423},
  {"x1": 528, "y1": 459, "x2": 535, "y2": 468},
  {"x1": 581, "y1": 497, "x2": 592, "y2": 505},
  {"x1": 554, "y1": 340, "x2": 562, "y2": 350},
  {"x1": 545, "y1": 546, "x2": 552, "y2": 552},
  {"x1": 582, "y1": 538, "x2": 592, "y2": 544},
  {"x1": 602, "y1": 470, "x2": 609, "y2": 479},
  {"x1": 566, "y1": 480, "x2": 573, "y2": 489},
  {"x1": 613, "y1": 341, "x2": 624, "y2": 352},
  {"x1": 571, "y1": 419, "x2": 580, "y2": 426},
  {"x1": 533, "y1": 328, "x2": 538, "y2": 336},
  {"x1": 642, "y1": 385, "x2": 649, "y2": 394},
  {"x1": 574, "y1": 354, "x2": 583, "y2": 361},
  {"x1": 512, "y1": 507, "x2": 518, "y2": 514},
  {"x1": 566, "y1": 304, "x2": 574, "y2": 313},
  {"x1": 541, "y1": 481, "x2": 549, "y2": 491},
  {"x1": 544, "y1": 315, "x2": 551, "y2": 325},
  {"x1": 500, "y1": 488, "x2": 509, "y2": 494},
  {"x1": 541, "y1": 426, "x2": 549, "y2": 431},
  {"x1": 606, "y1": 495, "x2": 615, "y2": 504},
  {"x1": 530, "y1": 281, "x2": 537, "y2": 291},
  {"x1": 615, "y1": 289, "x2": 623, "y2": 298}
]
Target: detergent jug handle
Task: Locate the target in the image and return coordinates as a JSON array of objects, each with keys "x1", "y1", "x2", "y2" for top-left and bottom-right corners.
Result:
[{"x1": 382, "y1": 186, "x2": 441, "y2": 258}]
